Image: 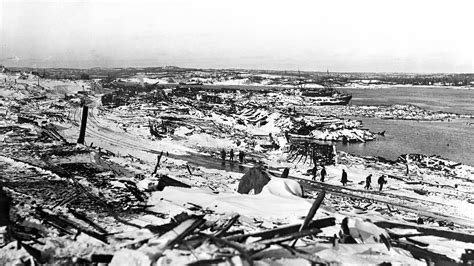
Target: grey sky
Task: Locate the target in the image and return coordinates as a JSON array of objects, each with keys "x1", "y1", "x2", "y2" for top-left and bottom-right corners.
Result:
[{"x1": 1, "y1": 0, "x2": 473, "y2": 72}]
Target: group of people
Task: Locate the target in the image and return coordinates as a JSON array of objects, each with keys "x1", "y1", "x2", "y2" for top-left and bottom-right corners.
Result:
[
  {"x1": 341, "y1": 170, "x2": 387, "y2": 191},
  {"x1": 220, "y1": 149, "x2": 245, "y2": 164},
  {"x1": 312, "y1": 165, "x2": 327, "y2": 182},
  {"x1": 364, "y1": 174, "x2": 387, "y2": 191},
  {"x1": 312, "y1": 167, "x2": 388, "y2": 192}
]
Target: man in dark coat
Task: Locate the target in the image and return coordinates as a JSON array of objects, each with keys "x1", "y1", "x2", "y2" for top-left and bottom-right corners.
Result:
[
  {"x1": 378, "y1": 175, "x2": 387, "y2": 191},
  {"x1": 229, "y1": 149, "x2": 234, "y2": 161},
  {"x1": 341, "y1": 169, "x2": 348, "y2": 186},
  {"x1": 320, "y1": 166, "x2": 327, "y2": 182},
  {"x1": 312, "y1": 165, "x2": 318, "y2": 181},
  {"x1": 238, "y1": 150, "x2": 245, "y2": 163},
  {"x1": 365, "y1": 174, "x2": 372, "y2": 189},
  {"x1": 220, "y1": 149, "x2": 226, "y2": 164}
]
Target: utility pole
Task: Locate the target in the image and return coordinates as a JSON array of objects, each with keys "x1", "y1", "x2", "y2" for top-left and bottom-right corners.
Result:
[{"x1": 77, "y1": 106, "x2": 89, "y2": 144}]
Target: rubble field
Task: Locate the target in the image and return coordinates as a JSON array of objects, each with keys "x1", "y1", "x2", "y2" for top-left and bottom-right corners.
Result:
[{"x1": 1, "y1": 69, "x2": 474, "y2": 265}]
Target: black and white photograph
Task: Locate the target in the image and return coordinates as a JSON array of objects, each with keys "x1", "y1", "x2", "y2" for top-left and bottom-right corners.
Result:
[{"x1": 1, "y1": 0, "x2": 473, "y2": 264}]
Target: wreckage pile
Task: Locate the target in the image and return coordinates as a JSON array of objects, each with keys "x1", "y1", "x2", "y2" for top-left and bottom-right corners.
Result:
[
  {"x1": 2, "y1": 159, "x2": 474, "y2": 265},
  {"x1": 298, "y1": 104, "x2": 463, "y2": 121},
  {"x1": 1, "y1": 71, "x2": 474, "y2": 265}
]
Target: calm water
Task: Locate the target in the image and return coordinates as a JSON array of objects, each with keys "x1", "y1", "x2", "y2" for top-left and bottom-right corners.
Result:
[
  {"x1": 335, "y1": 87, "x2": 474, "y2": 166},
  {"x1": 339, "y1": 86, "x2": 474, "y2": 115}
]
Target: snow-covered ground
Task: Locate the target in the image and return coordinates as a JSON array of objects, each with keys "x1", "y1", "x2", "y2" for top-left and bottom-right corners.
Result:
[{"x1": 1, "y1": 72, "x2": 473, "y2": 265}]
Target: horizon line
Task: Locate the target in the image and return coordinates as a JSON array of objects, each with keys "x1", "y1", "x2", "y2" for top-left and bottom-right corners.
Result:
[{"x1": 2, "y1": 64, "x2": 473, "y2": 75}]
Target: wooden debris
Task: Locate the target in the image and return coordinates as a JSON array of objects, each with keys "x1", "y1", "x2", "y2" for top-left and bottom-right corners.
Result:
[
  {"x1": 280, "y1": 167, "x2": 290, "y2": 179},
  {"x1": 123, "y1": 182, "x2": 145, "y2": 202},
  {"x1": 406, "y1": 237, "x2": 429, "y2": 247},
  {"x1": 90, "y1": 254, "x2": 114, "y2": 263},
  {"x1": 226, "y1": 217, "x2": 335, "y2": 242},
  {"x1": 292, "y1": 190, "x2": 326, "y2": 247},
  {"x1": 392, "y1": 239, "x2": 456, "y2": 264},
  {"x1": 154, "y1": 216, "x2": 206, "y2": 250},
  {"x1": 68, "y1": 208, "x2": 108, "y2": 234},
  {"x1": 375, "y1": 220, "x2": 474, "y2": 243},
  {"x1": 202, "y1": 233, "x2": 254, "y2": 266},
  {"x1": 153, "y1": 152, "x2": 163, "y2": 175},
  {"x1": 186, "y1": 164, "x2": 193, "y2": 176},
  {"x1": 144, "y1": 222, "x2": 177, "y2": 235},
  {"x1": 214, "y1": 214, "x2": 240, "y2": 237},
  {"x1": 37, "y1": 208, "x2": 108, "y2": 243},
  {"x1": 20, "y1": 241, "x2": 47, "y2": 264},
  {"x1": 156, "y1": 174, "x2": 191, "y2": 191},
  {"x1": 254, "y1": 227, "x2": 322, "y2": 249}
]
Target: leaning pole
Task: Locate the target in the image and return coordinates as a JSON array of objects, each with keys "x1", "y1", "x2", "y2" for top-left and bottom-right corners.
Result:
[{"x1": 77, "y1": 106, "x2": 89, "y2": 144}]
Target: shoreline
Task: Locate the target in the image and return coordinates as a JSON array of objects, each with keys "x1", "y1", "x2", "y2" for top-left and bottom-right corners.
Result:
[{"x1": 338, "y1": 116, "x2": 474, "y2": 167}]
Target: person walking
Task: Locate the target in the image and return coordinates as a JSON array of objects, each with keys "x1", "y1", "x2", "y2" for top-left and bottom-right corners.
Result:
[
  {"x1": 365, "y1": 174, "x2": 372, "y2": 189},
  {"x1": 312, "y1": 165, "x2": 318, "y2": 181},
  {"x1": 341, "y1": 169, "x2": 348, "y2": 186},
  {"x1": 220, "y1": 149, "x2": 226, "y2": 164},
  {"x1": 238, "y1": 150, "x2": 245, "y2": 163},
  {"x1": 320, "y1": 166, "x2": 327, "y2": 182},
  {"x1": 378, "y1": 175, "x2": 386, "y2": 191},
  {"x1": 229, "y1": 149, "x2": 234, "y2": 161}
]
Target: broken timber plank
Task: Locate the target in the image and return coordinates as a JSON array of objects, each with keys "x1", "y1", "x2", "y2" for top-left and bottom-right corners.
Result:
[
  {"x1": 124, "y1": 183, "x2": 145, "y2": 202},
  {"x1": 68, "y1": 208, "x2": 108, "y2": 234},
  {"x1": 144, "y1": 222, "x2": 177, "y2": 235},
  {"x1": 406, "y1": 237, "x2": 429, "y2": 247},
  {"x1": 186, "y1": 164, "x2": 193, "y2": 176},
  {"x1": 292, "y1": 190, "x2": 326, "y2": 247},
  {"x1": 37, "y1": 209, "x2": 75, "y2": 235},
  {"x1": 153, "y1": 152, "x2": 163, "y2": 175},
  {"x1": 375, "y1": 220, "x2": 474, "y2": 243},
  {"x1": 256, "y1": 228, "x2": 322, "y2": 248},
  {"x1": 167, "y1": 217, "x2": 205, "y2": 248},
  {"x1": 392, "y1": 239, "x2": 456, "y2": 264},
  {"x1": 21, "y1": 242, "x2": 47, "y2": 264},
  {"x1": 280, "y1": 168, "x2": 290, "y2": 179},
  {"x1": 225, "y1": 217, "x2": 335, "y2": 243},
  {"x1": 147, "y1": 216, "x2": 205, "y2": 250},
  {"x1": 156, "y1": 175, "x2": 191, "y2": 191},
  {"x1": 202, "y1": 233, "x2": 253, "y2": 266},
  {"x1": 37, "y1": 209, "x2": 108, "y2": 243},
  {"x1": 214, "y1": 214, "x2": 240, "y2": 237}
]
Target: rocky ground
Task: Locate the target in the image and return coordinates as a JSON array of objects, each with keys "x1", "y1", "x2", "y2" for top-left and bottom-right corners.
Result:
[{"x1": 1, "y1": 72, "x2": 474, "y2": 265}]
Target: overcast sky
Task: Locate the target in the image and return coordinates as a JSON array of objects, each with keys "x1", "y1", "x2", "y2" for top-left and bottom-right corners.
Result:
[{"x1": 1, "y1": 0, "x2": 473, "y2": 72}]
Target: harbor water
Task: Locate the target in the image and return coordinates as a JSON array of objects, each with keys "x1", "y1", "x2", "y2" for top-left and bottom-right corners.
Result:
[{"x1": 336, "y1": 87, "x2": 474, "y2": 166}]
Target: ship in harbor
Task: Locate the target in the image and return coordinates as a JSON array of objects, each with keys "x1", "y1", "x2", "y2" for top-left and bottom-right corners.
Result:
[
  {"x1": 300, "y1": 86, "x2": 352, "y2": 105},
  {"x1": 296, "y1": 70, "x2": 352, "y2": 105},
  {"x1": 302, "y1": 88, "x2": 352, "y2": 105}
]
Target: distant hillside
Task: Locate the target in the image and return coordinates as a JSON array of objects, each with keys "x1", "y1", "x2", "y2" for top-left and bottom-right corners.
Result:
[{"x1": 4, "y1": 66, "x2": 473, "y2": 87}]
